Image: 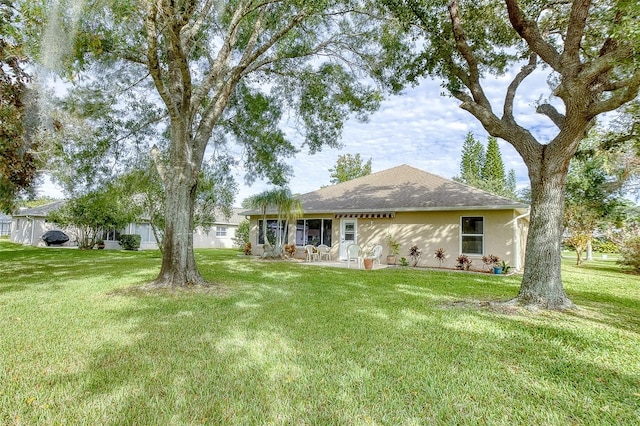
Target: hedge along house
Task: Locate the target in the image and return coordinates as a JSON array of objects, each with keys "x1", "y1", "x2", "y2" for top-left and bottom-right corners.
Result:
[
  {"x1": 247, "y1": 165, "x2": 530, "y2": 271},
  {"x1": 11, "y1": 201, "x2": 244, "y2": 250}
]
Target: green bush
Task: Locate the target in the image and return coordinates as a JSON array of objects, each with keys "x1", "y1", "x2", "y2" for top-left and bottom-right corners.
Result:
[
  {"x1": 619, "y1": 236, "x2": 640, "y2": 272},
  {"x1": 118, "y1": 234, "x2": 141, "y2": 250},
  {"x1": 592, "y1": 238, "x2": 619, "y2": 253}
]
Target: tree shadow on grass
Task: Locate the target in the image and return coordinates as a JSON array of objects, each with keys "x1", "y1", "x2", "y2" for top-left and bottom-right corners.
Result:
[{"x1": 46, "y1": 281, "x2": 640, "y2": 424}]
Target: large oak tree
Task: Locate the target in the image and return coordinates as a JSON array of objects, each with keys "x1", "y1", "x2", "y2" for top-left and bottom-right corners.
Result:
[
  {"x1": 64, "y1": 0, "x2": 382, "y2": 287},
  {"x1": 382, "y1": 0, "x2": 640, "y2": 308}
]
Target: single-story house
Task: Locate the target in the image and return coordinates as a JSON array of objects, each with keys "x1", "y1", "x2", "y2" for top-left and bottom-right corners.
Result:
[
  {"x1": 11, "y1": 201, "x2": 244, "y2": 250},
  {"x1": 246, "y1": 164, "x2": 530, "y2": 271},
  {"x1": 0, "y1": 213, "x2": 12, "y2": 237}
]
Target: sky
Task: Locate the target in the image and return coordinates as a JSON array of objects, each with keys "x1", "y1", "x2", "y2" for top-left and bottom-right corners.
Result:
[
  {"x1": 38, "y1": 68, "x2": 559, "y2": 206},
  {"x1": 228, "y1": 69, "x2": 559, "y2": 205}
]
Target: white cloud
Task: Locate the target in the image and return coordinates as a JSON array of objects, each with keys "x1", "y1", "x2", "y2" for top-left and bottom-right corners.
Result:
[{"x1": 235, "y1": 74, "x2": 557, "y2": 204}]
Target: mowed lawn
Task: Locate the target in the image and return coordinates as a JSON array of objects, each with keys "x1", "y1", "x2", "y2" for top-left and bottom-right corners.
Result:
[{"x1": 1, "y1": 241, "x2": 639, "y2": 425}]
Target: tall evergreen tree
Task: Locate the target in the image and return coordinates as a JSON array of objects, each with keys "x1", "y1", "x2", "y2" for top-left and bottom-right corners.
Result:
[
  {"x1": 455, "y1": 132, "x2": 484, "y2": 186},
  {"x1": 0, "y1": 1, "x2": 39, "y2": 213},
  {"x1": 456, "y1": 134, "x2": 517, "y2": 199},
  {"x1": 481, "y1": 137, "x2": 506, "y2": 185}
]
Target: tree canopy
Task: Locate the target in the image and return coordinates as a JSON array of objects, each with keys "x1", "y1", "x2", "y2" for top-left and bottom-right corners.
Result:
[
  {"x1": 328, "y1": 153, "x2": 372, "y2": 184},
  {"x1": 0, "y1": 1, "x2": 40, "y2": 213},
  {"x1": 41, "y1": 0, "x2": 385, "y2": 287},
  {"x1": 382, "y1": 0, "x2": 640, "y2": 309}
]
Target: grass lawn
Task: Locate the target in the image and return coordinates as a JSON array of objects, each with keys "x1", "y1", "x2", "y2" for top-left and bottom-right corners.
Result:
[{"x1": 1, "y1": 241, "x2": 639, "y2": 425}]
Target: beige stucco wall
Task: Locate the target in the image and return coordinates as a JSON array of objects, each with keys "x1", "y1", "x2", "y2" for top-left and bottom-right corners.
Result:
[{"x1": 249, "y1": 209, "x2": 528, "y2": 270}]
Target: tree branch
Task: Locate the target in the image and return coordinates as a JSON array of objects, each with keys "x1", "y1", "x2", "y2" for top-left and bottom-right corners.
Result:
[
  {"x1": 560, "y1": 0, "x2": 591, "y2": 70},
  {"x1": 504, "y1": 0, "x2": 562, "y2": 71},
  {"x1": 503, "y1": 53, "x2": 538, "y2": 123},
  {"x1": 536, "y1": 103, "x2": 566, "y2": 128},
  {"x1": 588, "y1": 73, "x2": 640, "y2": 117},
  {"x1": 447, "y1": 0, "x2": 492, "y2": 110},
  {"x1": 145, "y1": 1, "x2": 177, "y2": 118}
]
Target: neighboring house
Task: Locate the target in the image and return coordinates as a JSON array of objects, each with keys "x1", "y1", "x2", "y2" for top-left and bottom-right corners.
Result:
[
  {"x1": 245, "y1": 164, "x2": 530, "y2": 271},
  {"x1": 0, "y1": 213, "x2": 12, "y2": 237},
  {"x1": 11, "y1": 201, "x2": 244, "y2": 250},
  {"x1": 11, "y1": 201, "x2": 70, "y2": 246}
]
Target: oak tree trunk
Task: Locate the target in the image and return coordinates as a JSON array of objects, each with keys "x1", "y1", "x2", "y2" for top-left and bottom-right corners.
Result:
[
  {"x1": 147, "y1": 123, "x2": 209, "y2": 288},
  {"x1": 148, "y1": 177, "x2": 207, "y2": 288},
  {"x1": 516, "y1": 159, "x2": 575, "y2": 309}
]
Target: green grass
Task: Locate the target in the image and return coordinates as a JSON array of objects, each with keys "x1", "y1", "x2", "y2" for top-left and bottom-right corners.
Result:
[{"x1": 1, "y1": 241, "x2": 639, "y2": 425}]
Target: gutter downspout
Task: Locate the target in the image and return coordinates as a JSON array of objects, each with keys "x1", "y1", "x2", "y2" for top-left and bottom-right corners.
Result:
[
  {"x1": 511, "y1": 210, "x2": 530, "y2": 271},
  {"x1": 26, "y1": 215, "x2": 35, "y2": 246}
]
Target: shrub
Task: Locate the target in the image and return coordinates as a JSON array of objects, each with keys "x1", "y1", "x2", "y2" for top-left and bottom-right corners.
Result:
[
  {"x1": 233, "y1": 220, "x2": 250, "y2": 249},
  {"x1": 455, "y1": 254, "x2": 472, "y2": 270},
  {"x1": 399, "y1": 257, "x2": 409, "y2": 266},
  {"x1": 408, "y1": 245, "x2": 422, "y2": 266},
  {"x1": 434, "y1": 248, "x2": 447, "y2": 267},
  {"x1": 119, "y1": 234, "x2": 141, "y2": 250},
  {"x1": 592, "y1": 238, "x2": 619, "y2": 254},
  {"x1": 284, "y1": 243, "x2": 296, "y2": 257},
  {"x1": 619, "y1": 236, "x2": 640, "y2": 273}
]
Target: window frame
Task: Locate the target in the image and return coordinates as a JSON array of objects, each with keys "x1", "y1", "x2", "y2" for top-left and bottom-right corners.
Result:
[
  {"x1": 460, "y1": 216, "x2": 484, "y2": 255},
  {"x1": 295, "y1": 218, "x2": 332, "y2": 247},
  {"x1": 258, "y1": 219, "x2": 288, "y2": 245},
  {"x1": 216, "y1": 226, "x2": 227, "y2": 237}
]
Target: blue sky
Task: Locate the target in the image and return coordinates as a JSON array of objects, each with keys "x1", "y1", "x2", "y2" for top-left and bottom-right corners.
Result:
[{"x1": 233, "y1": 70, "x2": 558, "y2": 204}]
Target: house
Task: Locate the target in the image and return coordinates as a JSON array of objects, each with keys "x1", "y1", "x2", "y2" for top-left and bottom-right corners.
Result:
[
  {"x1": 0, "y1": 213, "x2": 12, "y2": 237},
  {"x1": 10, "y1": 201, "x2": 69, "y2": 246},
  {"x1": 246, "y1": 164, "x2": 529, "y2": 271},
  {"x1": 11, "y1": 201, "x2": 245, "y2": 250}
]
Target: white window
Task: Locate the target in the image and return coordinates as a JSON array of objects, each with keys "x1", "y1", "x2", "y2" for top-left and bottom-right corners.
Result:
[
  {"x1": 461, "y1": 216, "x2": 484, "y2": 255},
  {"x1": 216, "y1": 226, "x2": 227, "y2": 237},
  {"x1": 134, "y1": 223, "x2": 155, "y2": 243}
]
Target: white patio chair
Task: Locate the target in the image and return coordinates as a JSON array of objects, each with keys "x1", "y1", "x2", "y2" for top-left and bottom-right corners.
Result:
[
  {"x1": 371, "y1": 244, "x2": 383, "y2": 266},
  {"x1": 317, "y1": 244, "x2": 331, "y2": 261},
  {"x1": 346, "y1": 244, "x2": 362, "y2": 269},
  {"x1": 304, "y1": 244, "x2": 319, "y2": 262}
]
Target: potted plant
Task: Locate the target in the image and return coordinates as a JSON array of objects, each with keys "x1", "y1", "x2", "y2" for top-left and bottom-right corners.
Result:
[
  {"x1": 499, "y1": 260, "x2": 511, "y2": 274},
  {"x1": 385, "y1": 234, "x2": 400, "y2": 265},
  {"x1": 434, "y1": 248, "x2": 447, "y2": 268},
  {"x1": 362, "y1": 244, "x2": 375, "y2": 270},
  {"x1": 482, "y1": 254, "x2": 501, "y2": 273}
]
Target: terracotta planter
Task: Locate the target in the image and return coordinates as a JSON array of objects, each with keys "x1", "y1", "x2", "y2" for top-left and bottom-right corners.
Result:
[{"x1": 363, "y1": 258, "x2": 374, "y2": 270}]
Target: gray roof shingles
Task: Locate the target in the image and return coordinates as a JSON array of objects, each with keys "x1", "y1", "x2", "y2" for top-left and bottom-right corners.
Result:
[{"x1": 258, "y1": 164, "x2": 528, "y2": 215}]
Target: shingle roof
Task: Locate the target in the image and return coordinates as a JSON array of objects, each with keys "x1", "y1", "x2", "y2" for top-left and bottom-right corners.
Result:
[
  {"x1": 295, "y1": 164, "x2": 528, "y2": 214},
  {"x1": 13, "y1": 200, "x2": 66, "y2": 217}
]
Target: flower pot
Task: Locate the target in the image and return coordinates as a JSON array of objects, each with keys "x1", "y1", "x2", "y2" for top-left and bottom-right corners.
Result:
[
  {"x1": 363, "y1": 258, "x2": 374, "y2": 270},
  {"x1": 493, "y1": 266, "x2": 503, "y2": 274},
  {"x1": 386, "y1": 255, "x2": 396, "y2": 265}
]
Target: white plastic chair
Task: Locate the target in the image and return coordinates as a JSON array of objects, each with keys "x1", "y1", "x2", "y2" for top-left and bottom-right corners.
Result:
[
  {"x1": 304, "y1": 244, "x2": 319, "y2": 262},
  {"x1": 346, "y1": 244, "x2": 362, "y2": 269},
  {"x1": 317, "y1": 244, "x2": 331, "y2": 261},
  {"x1": 371, "y1": 244, "x2": 383, "y2": 266}
]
